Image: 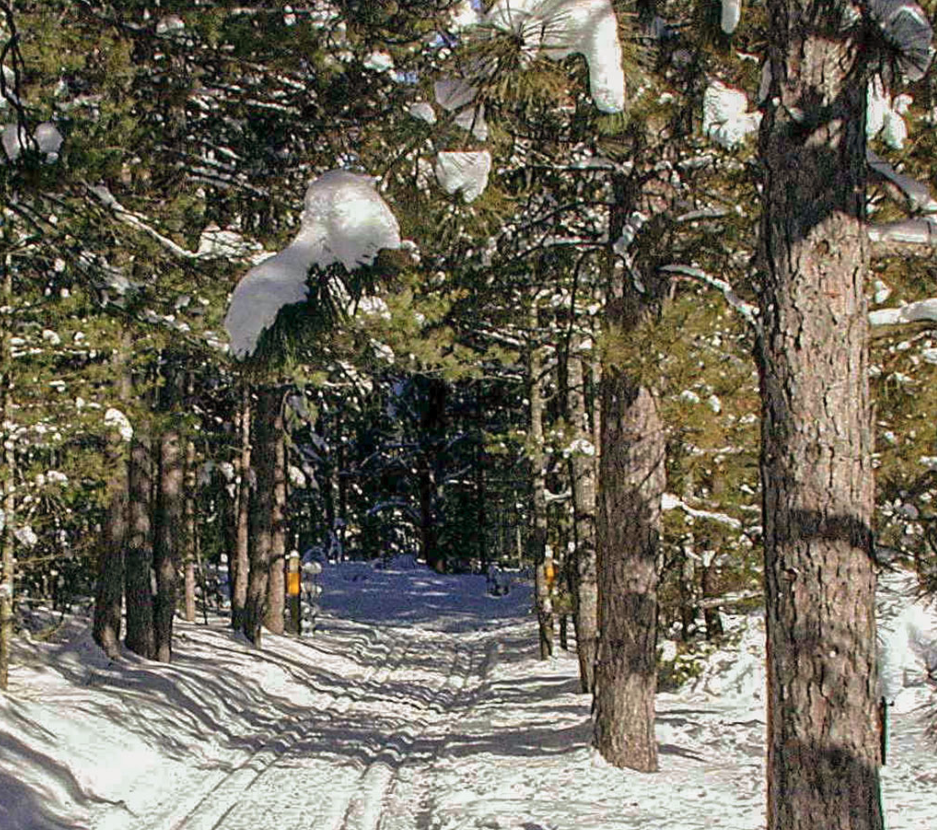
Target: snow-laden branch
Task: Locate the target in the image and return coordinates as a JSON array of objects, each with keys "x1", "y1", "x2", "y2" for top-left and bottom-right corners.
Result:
[
  {"x1": 867, "y1": 149, "x2": 937, "y2": 213},
  {"x1": 224, "y1": 170, "x2": 402, "y2": 358},
  {"x1": 870, "y1": 297, "x2": 937, "y2": 326},
  {"x1": 661, "y1": 493, "x2": 743, "y2": 530},
  {"x1": 86, "y1": 184, "x2": 203, "y2": 260},
  {"x1": 659, "y1": 264, "x2": 759, "y2": 329}
]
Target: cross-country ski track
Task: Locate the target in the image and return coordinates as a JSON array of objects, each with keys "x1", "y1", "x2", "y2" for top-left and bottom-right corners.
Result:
[{"x1": 2, "y1": 561, "x2": 936, "y2": 830}]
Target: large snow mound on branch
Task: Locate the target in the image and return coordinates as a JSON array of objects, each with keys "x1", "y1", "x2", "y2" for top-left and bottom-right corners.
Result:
[
  {"x1": 486, "y1": 0, "x2": 626, "y2": 113},
  {"x1": 224, "y1": 170, "x2": 401, "y2": 358}
]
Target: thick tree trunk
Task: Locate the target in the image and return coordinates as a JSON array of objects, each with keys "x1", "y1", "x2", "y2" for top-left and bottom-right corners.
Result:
[
  {"x1": 93, "y1": 340, "x2": 131, "y2": 659},
  {"x1": 263, "y1": 395, "x2": 287, "y2": 635},
  {"x1": 567, "y1": 336, "x2": 598, "y2": 693},
  {"x1": 758, "y1": 6, "x2": 882, "y2": 827},
  {"x1": 593, "y1": 376, "x2": 664, "y2": 772},
  {"x1": 592, "y1": 167, "x2": 669, "y2": 771},
  {"x1": 125, "y1": 437, "x2": 156, "y2": 659},
  {"x1": 231, "y1": 386, "x2": 251, "y2": 630}
]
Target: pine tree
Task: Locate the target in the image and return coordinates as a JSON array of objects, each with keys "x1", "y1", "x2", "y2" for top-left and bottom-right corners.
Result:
[{"x1": 757, "y1": 0, "x2": 884, "y2": 825}]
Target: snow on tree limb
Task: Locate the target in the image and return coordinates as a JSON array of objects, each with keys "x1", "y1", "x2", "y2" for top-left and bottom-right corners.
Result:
[
  {"x1": 720, "y1": 0, "x2": 742, "y2": 34},
  {"x1": 869, "y1": 297, "x2": 937, "y2": 326},
  {"x1": 485, "y1": 0, "x2": 626, "y2": 113},
  {"x1": 223, "y1": 170, "x2": 402, "y2": 359},
  {"x1": 867, "y1": 148, "x2": 937, "y2": 213},
  {"x1": 86, "y1": 184, "x2": 205, "y2": 260},
  {"x1": 661, "y1": 493, "x2": 743, "y2": 530},
  {"x1": 659, "y1": 264, "x2": 759, "y2": 329},
  {"x1": 868, "y1": 217, "x2": 937, "y2": 246},
  {"x1": 434, "y1": 151, "x2": 492, "y2": 202}
]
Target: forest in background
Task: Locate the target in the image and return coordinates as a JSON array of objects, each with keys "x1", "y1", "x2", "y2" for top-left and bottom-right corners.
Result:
[{"x1": 1, "y1": 1, "x2": 936, "y2": 826}]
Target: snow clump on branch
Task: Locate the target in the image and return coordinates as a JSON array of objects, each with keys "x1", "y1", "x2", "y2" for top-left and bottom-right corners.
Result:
[
  {"x1": 224, "y1": 170, "x2": 402, "y2": 359},
  {"x1": 485, "y1": 0, "x2": 626, "y2": 113}
]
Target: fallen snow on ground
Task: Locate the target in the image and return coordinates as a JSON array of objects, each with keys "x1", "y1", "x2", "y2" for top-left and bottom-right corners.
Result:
[{"x1": 1, "y1": 562, "x2": 935, "y2": 829}]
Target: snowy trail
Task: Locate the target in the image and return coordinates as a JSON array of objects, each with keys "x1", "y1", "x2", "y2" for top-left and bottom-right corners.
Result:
[
  {"x1": 139, "y1": 622, "x2": 500, "y2": 830},
  {"x1": 3, "y1": 562, "x2": 936, "y2": 830}
]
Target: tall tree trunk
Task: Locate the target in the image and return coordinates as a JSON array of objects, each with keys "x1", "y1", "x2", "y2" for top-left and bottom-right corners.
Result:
[
  {"x1": 263, "y1": 393, "x2": 286, "y2": 635},
  {"x1": 758, "y1": 5, "x2": 882, "y2": 827},
  {"x1": 125, "y1": 436, "x2": 156, "y2": 659},
  {"x1": 92, "y1": 336, "x2": 132, "y2": 658},
  {"x1": 418, "y1": 378, "x2": 447, "y2": 571},
  {"x1": 528, "y1": 306, "x2": 553, "y2": 659},
  {"x1": 567, "y1": 336, "x2": 598, "y2": 693},
  {"x1": 0, "y1": 258, "x2": 13, "y2": 690},
  {"x1": 593, "y1": 376, "x2": 664, "y2": 772},
  {"x1": 592, "y1": 170, "x2": 668, "y2": 772},
  {"x1": 183, "y1": 438, "x2": 197, "y2": 623},
  {"x1": 243, "y1": 384, "x2": 280, "y2": 645},
  {"x1": 153, "y1": 365, "x2": 185, "y2": 663},
  {"x1": 231, "y1": 385, "x2": 251, "y2": 629}
]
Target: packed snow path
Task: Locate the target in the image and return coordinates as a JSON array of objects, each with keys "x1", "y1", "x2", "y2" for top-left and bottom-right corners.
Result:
[
  {"x1": 149, "y1": 625, "x2": 492, "y2": 830},
  {"x1": 2, "y1": 561, "x2": 936, "y2": 830}
]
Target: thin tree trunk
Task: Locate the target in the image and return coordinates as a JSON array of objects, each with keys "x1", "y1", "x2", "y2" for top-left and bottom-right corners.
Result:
[
  {"x1": 263, "y1": 394, "x2": 286, "y2": 635},
  {"x1": 0, "y1": 257, "x2": 13, "y2": 689},
  {"x1": 567, "y1": 335, "x2": 598, "y2": 693},
  {"x1": 243, "y1": 384, "x2": 280, "y2": 645},
  {"x1": 418, "y1": 378, "x2": 447, "y2": 571},
  {"x1": 153, "y1": 364, "x2": 184, "y2": 663},
  {"x1": 758, "y1": 4, "x2": 882, "y2": 826},
  {"x1": 528, "y1": 305, "x2": 553, "y2": 659},
  {"x1": 231, "y1": 385, "x2": 251, "y2": 629},
  {"x1": 125, "y1": 436, "x2": 156, "y2": 659},
  {"x1": 183, "y1": 439, "x2": 197, "y2": 623},
  {"x1": 92, "y1": 335, "x2": 132, "y2": 658}
]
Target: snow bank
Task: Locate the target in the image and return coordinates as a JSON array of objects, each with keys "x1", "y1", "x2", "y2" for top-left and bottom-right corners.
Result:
[
  {"x1": 878, "y1": 569, "x2": 937, "y2": 711},
  {"x1": 224, "y1": 170, "x2": 401, "y2": 358}
]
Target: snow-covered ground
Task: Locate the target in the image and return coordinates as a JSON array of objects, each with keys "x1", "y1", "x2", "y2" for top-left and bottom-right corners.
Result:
[{"x1": 1, "y1": 561, "x2": 935, "y2": 830}]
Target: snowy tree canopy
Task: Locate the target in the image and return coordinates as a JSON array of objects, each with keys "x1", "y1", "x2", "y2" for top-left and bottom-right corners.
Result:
[{"x1": 224, "y1": 170, "x2": 402, "y2": 359}]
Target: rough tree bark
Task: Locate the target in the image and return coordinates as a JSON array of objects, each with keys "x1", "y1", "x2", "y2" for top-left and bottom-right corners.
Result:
[
  {"x1": 757, "y1": 2, "x2": 883, "y2": 827},
  {"x1": 231, "y1": 385, "x2": 250, "y2": 630},
  {"x1": 263, "y1": 390, "x2": 287, "y2": 635},
  {"x1": 593, "y1": 376, "x2": 664, "y2": 772},
  {"x1": 125, "y1": 436, "x2": 156, "y2": 659},
  {"x1": 566, "y1": 332, "x2": 598, "y2": 693},
  {"x1": 153, "y1": 364, "x2": 185, "y2": 663},
  {"x1": 243, "y1": 384, "x2": 281, "y2": 645},
  {"x1": 592, "y1": 170, "x2": 668, "y2": 772},
  {"x1": 92, "y1": 337, "x2": 132, "y2": 658}
]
